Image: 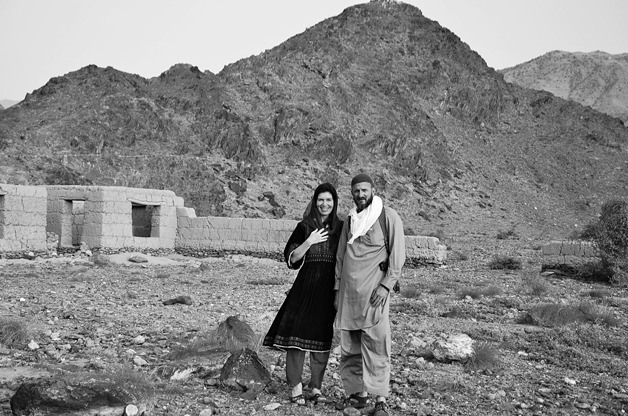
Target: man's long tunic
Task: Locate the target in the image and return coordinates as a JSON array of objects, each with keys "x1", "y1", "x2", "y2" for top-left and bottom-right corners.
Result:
[{"x1": 334, "y1": 205, "x2": 405, "y2": 330}]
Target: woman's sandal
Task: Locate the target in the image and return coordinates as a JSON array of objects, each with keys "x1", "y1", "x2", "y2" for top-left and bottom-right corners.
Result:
[{"x1": 290, "y1": 394, "x2": 306, "y2": 406}]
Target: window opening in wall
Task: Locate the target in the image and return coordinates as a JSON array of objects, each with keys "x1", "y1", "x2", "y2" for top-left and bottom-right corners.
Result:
[
  {"x1": 0, "y1": 195, "x2": 5, "y2": 239},
  {"x1": 132, "y1": 203, "x2": 155, "y2": 237}
]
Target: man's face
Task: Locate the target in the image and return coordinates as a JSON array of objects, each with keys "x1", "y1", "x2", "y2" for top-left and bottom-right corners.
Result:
[{"x1": 352, "y1": 182, "x2": 374, "y2": 212}]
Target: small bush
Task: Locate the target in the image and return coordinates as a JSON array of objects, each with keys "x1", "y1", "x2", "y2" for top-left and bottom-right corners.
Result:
[
  {"x1": 246, "y1": 277, "x2": 284, "y2": 285},
  {"x1": 91, "y1": 253, "x2": 111, "y2": 267},
  {"x1": 458, "y1": 285, "x2": 501, "y2": 299},
  {"x1": 465, "y1": 342, "x2": 501, "y2": 371},
  {"x1": 496, "y1": 227, "x2": 518, "y2": 240},
  {"x1": 592, "y1": 200, "x2": 628, "y2": 284},
  {"x1": 488, "y1": 255, "x2": 521, "y2": 270},
  {"x1": 523, "y1": 274, "x2": 549, "y2": 297},
  {"x1": 519, "y1": 302, "x2": 621, "y2": 327},
  {"x1": 428, "y1": 285, "x2": 446, "y2": 295},
  {"x1": 588, "y1": 288, "x2": 612, "y2": 299},
  {"x1": 0, "y1": 318, "x2": 30, "y2": 348},
  {"x1": 449, "y1": 250, "x2": 469, "y2": 262},
  {"x1": 401, "y1": 285, "x2": 421, "y2": 298}
]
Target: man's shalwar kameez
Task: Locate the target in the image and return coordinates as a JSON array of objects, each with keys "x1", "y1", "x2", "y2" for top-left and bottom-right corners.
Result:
[{"x1": 334, "y1": 201, "x2": 405, "y2": 397}]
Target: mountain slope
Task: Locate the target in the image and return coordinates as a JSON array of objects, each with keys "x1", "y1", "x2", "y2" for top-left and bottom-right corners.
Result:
[
  {"x1": 0, "y1": 0, "x2": 627, "y2": 240},
  {"x1": 501, "y1": 51, "x2": 628, "y2": 126}
]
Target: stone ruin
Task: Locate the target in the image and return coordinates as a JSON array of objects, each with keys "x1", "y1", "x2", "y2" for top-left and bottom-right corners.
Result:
[{"x1": 0, "y1": 183, "x2": 448, "y2": 264}]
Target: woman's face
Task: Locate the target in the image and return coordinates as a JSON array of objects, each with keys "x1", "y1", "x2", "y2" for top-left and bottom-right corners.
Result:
[{"x1": 316, "y1": 191, "x2": 334, "y2": 219}]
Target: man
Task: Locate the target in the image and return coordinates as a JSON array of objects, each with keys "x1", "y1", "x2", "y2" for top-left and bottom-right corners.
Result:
[{"x1": 334, "y1": 173, "x2": 405, "y2": 416}]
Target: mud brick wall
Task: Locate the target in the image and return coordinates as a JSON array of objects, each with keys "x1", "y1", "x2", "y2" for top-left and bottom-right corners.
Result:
[
  {"x1": 176, "y1": 208, "x2": 448, "y2": 265},
  {"x1": 46, "y1": 186, "x2": 182, "y2": 251},
  {"x1": 0, "y1": 184, "x2": 48, "y2": 253},
  {"x1": 542, "y1": 240, "x2": 597, "y2": 258}
]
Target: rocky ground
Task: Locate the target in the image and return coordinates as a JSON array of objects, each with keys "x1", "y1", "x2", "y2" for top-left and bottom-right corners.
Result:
[{"x1": 1, "y1": 238, "x2": 627, "y2": 416}]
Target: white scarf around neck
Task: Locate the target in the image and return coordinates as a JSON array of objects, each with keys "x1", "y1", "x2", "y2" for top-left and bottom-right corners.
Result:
[{"x1": 348, "y1": 195, "x2": 383, "y2": 244}]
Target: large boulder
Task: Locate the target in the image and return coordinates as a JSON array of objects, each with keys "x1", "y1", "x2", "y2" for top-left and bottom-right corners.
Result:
[
  {"x1": 219, "y1": 348, "x2": 271, "y2": 394},
  {"x1": 10, "y1": 371, "x2": 155, "y2": 416},
  {"x1": 409, "y1": 333, "x2": 474, "y2": 362}
]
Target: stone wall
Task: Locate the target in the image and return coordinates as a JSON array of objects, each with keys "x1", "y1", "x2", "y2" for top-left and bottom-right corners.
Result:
[
  {"x1": 0, "y1": 184, "x2": 48, "y2": 253},
  {"x1": 175, "y1": 208, "x2": 448, "y2": 265},
  {"x1": 541, "y1": 240, "x2": 597, "y2": 258},
  {"x1": 46, "y1": 186, "x2": 182, "y2": 251}
]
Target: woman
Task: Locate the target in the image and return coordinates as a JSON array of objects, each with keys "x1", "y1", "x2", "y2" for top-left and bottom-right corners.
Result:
[{"x1": 263, "y1": 182, "x2": 342, "y2": 405}]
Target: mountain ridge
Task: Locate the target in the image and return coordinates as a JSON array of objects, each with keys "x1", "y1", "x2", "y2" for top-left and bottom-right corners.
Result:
[
  {"x1": 501, "y1": 50, "x2": 628, "y2": 126},
  {"x1": 1, "y1": 0, "x2": 627, "y2": 240}
]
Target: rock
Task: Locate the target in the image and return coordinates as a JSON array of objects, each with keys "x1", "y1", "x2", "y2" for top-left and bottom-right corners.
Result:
[
  {"x1": 133, "y1": 335, "x2": 146, "y2": 344},
  {"x1": 128, "y1": 255, "x2": 148, "y2": 263},
  {"x1": 124, "y1": 404, "x2": 139, "y2": 415},
  {"x1": 163, "y1": 295, "x2": 193, "y2": 306},
  {"x1": 199, "y1": 409, "x2": 214, "y2": 416},
  {"x1": 133, "y1": 355, "x2": 148, "y2": 366},
  {"x1": 564, "y1": 377, "x2": 577, "y2": 385},
  {"x1": 10, "y1": 370, "x2": 155, "y2": 416},
  {"x1": 27, "y1": 340, "x2": 39, "y2": 350},
  {"x1": 409, "y1": 333, "x2": 474, "y2": 361},
  {"x1": 214, "y1": 315, "x2": 257, "y2": 351},
  {"x1": 264, "y1": 403, "x2": 281, "y2": 411},
  {"x1": 343, "y1": 407, "x2": 361, "y2": 416},
  {"x1": 219, "y1": 348, "x2": 271, "y2": 393}
]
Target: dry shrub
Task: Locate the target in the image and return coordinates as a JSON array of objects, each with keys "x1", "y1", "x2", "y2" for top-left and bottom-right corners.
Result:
[
  {"x1": 155, "y1": 273, "x2": 170, "y2": 279},
  {"x1": 588, "y1": 288, "x2": 612, "y2": 299},
  {"x1": 465, "y1": 342, "x2": 501, "y2": 371},
  {"x1": 458, "y1": 285, "x2": 501, "y2": 299},
  {"x1": 401, "y1": 285, "x2": 421, "y2": 299},
  {"x1": 246, "y1": 277, "x2": 284, "y2": 286},
  {"x1": 428, "y1": 284, "x2": 446, "y2": 295},
  {"x1": 591, "y1": 200, "x2": 628, "y2": 285},
  {"x1": 0, "y1": 318, "x2": 30, "y2": 348},
  {"x1": 519, "y1": 302, "x2": 621, "y2": 327},
  {"x1": 496, "y1": 227, "x2": 518, "y2": 240},
  {"x1": 91, "y1": 253, "x2": 111, "y2": 267},
  {"x1": 488, "y1": 255, "x2": 521, "y2": 270},
  {"x1": 522, "y1": 274, "x2": 549, "y2": 297}
]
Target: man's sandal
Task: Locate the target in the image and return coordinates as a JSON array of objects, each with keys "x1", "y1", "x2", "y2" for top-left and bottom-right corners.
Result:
[
  {"x1": 290, "y1": 394, "x2": 306, "y2": 406},
  {"x1": 335, "y1": 393, "x2": 369, "y2": 410},
  {"x1": 308, "y1": 392, "x2": 330, "y2": 404}
]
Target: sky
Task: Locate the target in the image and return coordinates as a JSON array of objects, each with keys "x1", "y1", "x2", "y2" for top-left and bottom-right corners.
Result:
[{"x1": 1, "y1": 0, "x2": 627, "y2": 101}]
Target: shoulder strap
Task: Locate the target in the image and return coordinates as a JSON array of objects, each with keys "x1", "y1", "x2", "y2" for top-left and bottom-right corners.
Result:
[{"x1": 378, "y1": 208, "x2": 389, "y2": 256}]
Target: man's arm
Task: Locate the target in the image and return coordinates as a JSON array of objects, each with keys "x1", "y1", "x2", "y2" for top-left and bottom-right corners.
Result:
[{"x1": 379, "y1": 207, "x2": 405, "y2": 291}]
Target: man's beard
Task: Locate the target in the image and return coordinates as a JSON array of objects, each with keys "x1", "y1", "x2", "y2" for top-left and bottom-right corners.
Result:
[{"x1": 354, "y1": 194, "x2": 373, "y2": 212}]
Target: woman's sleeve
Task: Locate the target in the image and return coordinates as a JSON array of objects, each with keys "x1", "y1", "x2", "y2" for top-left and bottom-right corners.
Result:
[{"x1": 283, "y1": 222, "x2": 306, "y2": 269}]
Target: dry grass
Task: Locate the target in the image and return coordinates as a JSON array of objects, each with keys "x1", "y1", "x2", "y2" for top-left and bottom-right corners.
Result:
[
  {"x1": 465, "y1": 342, "x2": 501, "y2": 372},
  {"x1": 0, "y1": 318, "x2": 30, "y2": 348},
  {"x1": 246, "y1": 277, "x2": 284, "y2": 286},
  {"x1": 522, "y1": 274, "x2": 550, "y2": 297},
  {"x1": 487, "y1": 255, "x2": 521, "y2": 270},
  {"x1": 458, "y1": 284, "x2": 501, "y2": 299},
  {"x1": 519, "y1": 302, "x2": 621, "y2": 327}
]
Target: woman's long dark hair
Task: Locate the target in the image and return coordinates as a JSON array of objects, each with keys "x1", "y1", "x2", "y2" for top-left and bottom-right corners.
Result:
[{"x1": 303, "y1": 182, "x2": 341, "y2": 234}]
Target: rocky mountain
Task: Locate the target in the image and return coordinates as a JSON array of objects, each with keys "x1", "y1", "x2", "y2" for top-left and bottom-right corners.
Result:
[
  {"x1": 0, "y1": 0, "x2": 627, "y2": 240},
  {"x1": 0, "y1": 99, "x2": 18, "y2": 109},
  {"x1": 501, "y1": 51, "x2": 628, "y2": 126}
]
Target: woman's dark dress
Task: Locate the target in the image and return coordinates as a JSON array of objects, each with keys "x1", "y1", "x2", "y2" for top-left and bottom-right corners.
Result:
[{"x1": 263, "y1": 221, "x2": 340, "y2": 352}]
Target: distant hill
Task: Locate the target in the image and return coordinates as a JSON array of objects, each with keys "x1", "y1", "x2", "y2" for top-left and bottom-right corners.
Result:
[
  {"x1": 0, "y1": 99, "x2": 19, "y2": 109},
  {"x1": 501, "y1": 51, "x2": 628, "y2": 126},
  {"x1": 0, "y1": 0, "x2": 627, "y2": 240}
]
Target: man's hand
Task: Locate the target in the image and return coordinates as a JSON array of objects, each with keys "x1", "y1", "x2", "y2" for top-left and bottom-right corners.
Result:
[{"x1": 370, "y1": 285, "x2": 389, "y2": 308}]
